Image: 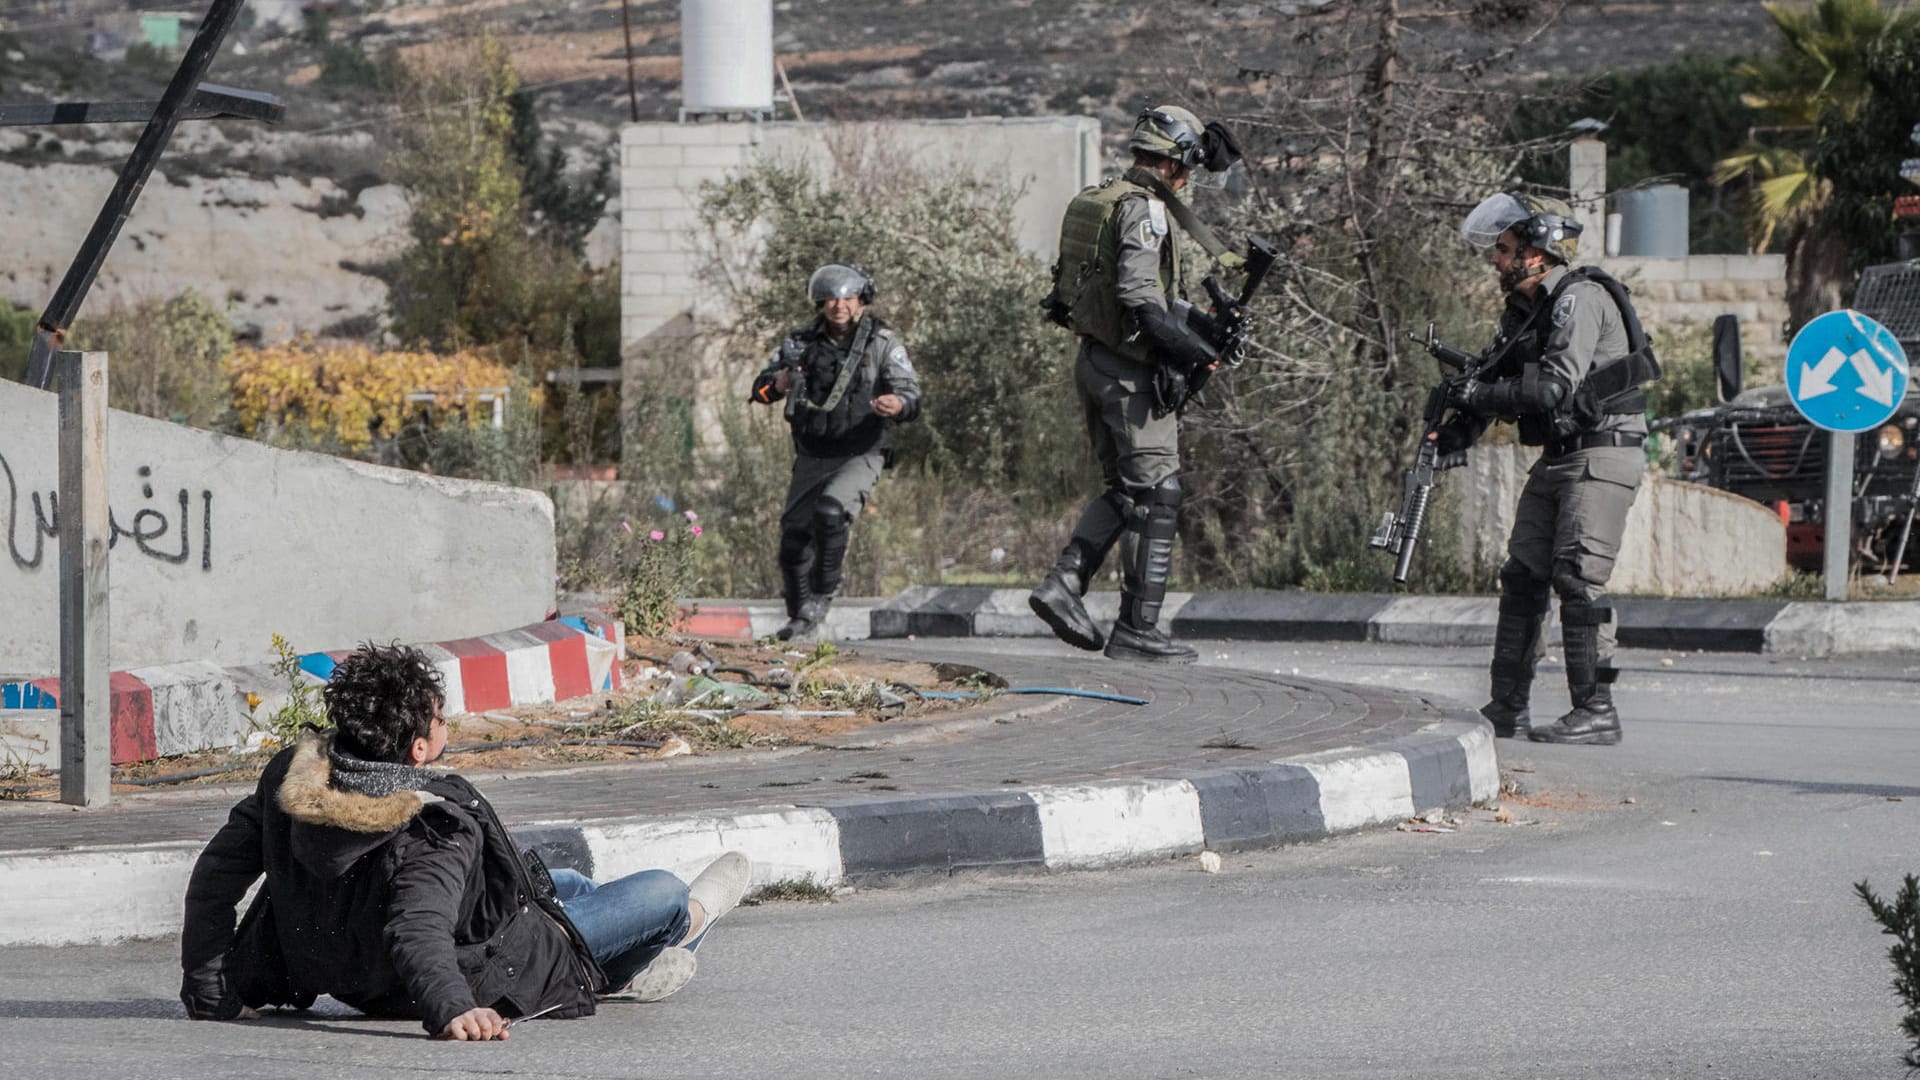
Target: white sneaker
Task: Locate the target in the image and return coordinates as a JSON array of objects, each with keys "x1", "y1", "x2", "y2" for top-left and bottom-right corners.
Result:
[
  {"x1": 600, "y1": 947, "x2": 696, "y2": 1003},
  {"x1": 684, "y1": 851, "x2": 752, "y2": 951}
]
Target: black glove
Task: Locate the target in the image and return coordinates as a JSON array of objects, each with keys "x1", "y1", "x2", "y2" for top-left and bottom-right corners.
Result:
[
  {"x1": 1447, "y1": 377, "x2": 1503, "y2": 416},
  {"x1": 1431, "y1": 420, "x2": 1474, "y2": 470},
  {"x1": 1201, "y1": 121, "x2": 1242, "y2": 173},
  {"x1": 1131, "y1": 303, "x2": 1218, "y2": 372}
]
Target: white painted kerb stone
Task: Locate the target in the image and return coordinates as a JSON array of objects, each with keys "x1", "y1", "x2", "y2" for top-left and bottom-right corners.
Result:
[
  {"x1": 1287, "y1": 749, "x2": 1416, "y2": 832},
  {"x1": 1035, "y1": 779, "x2": 1206, "y2": 869}
]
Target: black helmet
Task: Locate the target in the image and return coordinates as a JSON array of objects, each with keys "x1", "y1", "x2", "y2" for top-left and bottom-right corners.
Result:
[{"x1": 806, "y1": 264, "x2": 875, "y2": 305}]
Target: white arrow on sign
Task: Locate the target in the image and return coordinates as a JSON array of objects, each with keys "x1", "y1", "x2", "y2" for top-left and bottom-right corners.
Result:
[
  {"x1": 1849, "y1": 347, "x2": 1898, "y2": 407},
  {"x1": 1799, "y1": 346, "x2": 1849, "y2": 400}
]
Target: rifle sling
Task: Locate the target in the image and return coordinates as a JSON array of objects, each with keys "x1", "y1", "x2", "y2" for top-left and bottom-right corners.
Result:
[
  {"x1": 1128, "y1": 169, "x2": 1232, "y2": 260},
  {"x1": 799, "y1": 316, "x2": 875, "y2": 415}
]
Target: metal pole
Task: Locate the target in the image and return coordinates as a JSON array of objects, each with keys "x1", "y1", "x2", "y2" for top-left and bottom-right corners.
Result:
[
  {"x1": 619, "y1": 0, "x2": 640, "y2": 124},
  {"x1": 57, "y1": 351, "x2": 110, "y2": 807},
  {"x1": 1824, "y1": 430, "x2": 1853, "y2": 601},
  {"x1": 25, "y1": 0, "x2": 248, "y2": 388}
]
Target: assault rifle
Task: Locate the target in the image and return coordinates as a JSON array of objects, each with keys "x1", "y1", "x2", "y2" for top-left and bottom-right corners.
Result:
[
  {"x1": 1153, "y1": 234, "x2": 1280, "y2": 417},
  {"x1": 1368, "y1": 323, "x2": 1491, "y2": 585},
  {"x1": 777, "y1": 337, "x2": 808, "y2": 424}
]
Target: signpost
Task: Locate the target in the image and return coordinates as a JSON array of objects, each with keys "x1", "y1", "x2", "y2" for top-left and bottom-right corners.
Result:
[
  {"x1": 0, "y1": 0, "x2": 279, "y2": 804},
  {"x1": 1783, "y1": 310, "x2": 1913, "y2": 601}
]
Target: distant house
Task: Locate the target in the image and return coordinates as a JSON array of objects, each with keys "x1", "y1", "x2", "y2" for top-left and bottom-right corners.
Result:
[{"x1": 87, "y1": 10, "x2": 198, "y2": 61}]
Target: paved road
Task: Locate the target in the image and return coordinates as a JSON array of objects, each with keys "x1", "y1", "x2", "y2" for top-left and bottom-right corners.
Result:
[{"x1": 1, "y1": 642, "x2": 1914, "y2": 1078}]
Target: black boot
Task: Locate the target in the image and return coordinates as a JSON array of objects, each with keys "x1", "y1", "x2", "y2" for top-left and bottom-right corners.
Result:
[
  {"x1": 1103, "y1": 480, "x2": 1196, "y2": 664},
  {"x1": 779, "y1": 595, "x2": 831, "y2": 642},
  {"x1": 1528, "y1": 604, "x2": 1621, "y2": 745},
  {"x1": 775, "y1": 527, "x2": 815, "y2": 642},
  {"x1": 775, "y1": 560, "x2": 814, "y2": 642},
  {"x1": 1484, "y1": 570, "x2": 1549, "y2": 738},
  {"x1": 1030, "y1": 545, "x2": 1104, "y2": 651},
  {"x1": 1530, "y1": 685, "x2": 1621, "y2": 745},
  {"x1": 1105, "y1": 612, "x2": 1198, "y2": 663},
  {"x1": 1480, "y1": 674, "x2": 1532, "y2": 739}
]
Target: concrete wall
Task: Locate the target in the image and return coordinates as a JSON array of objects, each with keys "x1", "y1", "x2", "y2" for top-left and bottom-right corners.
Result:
[
  {"x1": 0, "y1": 378, "x2": 556, "y2": 676},
  {"x1": 619, "y1": 116, "x2": 1101, "y2": 347},
  {"x1": 1452, "y1": 445, "x2": 1787, "y2": 596}
]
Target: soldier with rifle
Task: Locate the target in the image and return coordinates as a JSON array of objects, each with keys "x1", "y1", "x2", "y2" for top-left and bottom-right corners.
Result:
[
  {"x1": 751, "y1": 265, "x2": 921, "y2": 641},
  {"x1": 1416, "y1": 192, "x2": 1659, "y2": 746},
  {"x1": 1029, "y1": 105, "x2": 1270, "y2": 663}
]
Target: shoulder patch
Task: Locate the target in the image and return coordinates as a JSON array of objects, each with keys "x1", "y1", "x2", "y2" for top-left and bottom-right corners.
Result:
[
  {"x1": 1551, "y1": 292, "x2": 1578, "y2": 329},
  {"x1": 1146, "y1": 199, "x2": 1170, "y2": 238}
]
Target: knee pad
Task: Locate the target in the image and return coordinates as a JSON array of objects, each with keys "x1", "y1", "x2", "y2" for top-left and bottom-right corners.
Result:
[
  {"x1": 1127, "y1": 477, "x2": 1181, "y2": 539},
  {"x1": 811, "y1": 496, "x2": 852, "y2": 533},
  {"x1": 1499, "y1": 559, "x2": 1548, "y2": 598},
  {"x1": 1551, "y1": 557, "x2": 1597, "y2": 599}
]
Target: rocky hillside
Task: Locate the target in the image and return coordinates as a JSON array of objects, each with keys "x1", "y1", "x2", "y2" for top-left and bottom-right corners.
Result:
[{"x1": 0, "y1": 0, "x2": 1779, "y2": 336}]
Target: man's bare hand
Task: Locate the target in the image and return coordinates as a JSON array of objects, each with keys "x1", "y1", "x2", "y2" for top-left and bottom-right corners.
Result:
[
  {"x1": 773, "y1": 369, "x2": 792, "y2": 394},
  {"x1": 438, "y1": 1007, "x2": 509, "y2": 1041},
  {"x1": 872, "y1": 394, "x2": 904, "y2": 417}
]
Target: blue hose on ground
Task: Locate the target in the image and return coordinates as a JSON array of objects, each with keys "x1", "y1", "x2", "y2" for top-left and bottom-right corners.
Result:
[
  {"x1": 1003, "y1": 687, "x2": 1150, "y2": 706},
  {"x1": 893, "y1": 685, "x2": 1150, "y2": 706}
]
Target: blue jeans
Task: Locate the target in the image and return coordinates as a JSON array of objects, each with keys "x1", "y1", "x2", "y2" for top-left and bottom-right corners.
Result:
[{"x1": 550, "y1": 868, "x2": 691, "y2": 992}]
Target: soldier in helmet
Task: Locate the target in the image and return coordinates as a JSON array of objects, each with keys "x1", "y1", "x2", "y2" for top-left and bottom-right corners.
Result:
[
  {"x1": 1028, "y1": 105, "x2": 1243, "y2": 664},
  {"x1": 750, "y1": 264, "x2": 921, "y2": 641},
  {"x1": 1437, "y1": 192, "x2": 1660, "y2": 745}
]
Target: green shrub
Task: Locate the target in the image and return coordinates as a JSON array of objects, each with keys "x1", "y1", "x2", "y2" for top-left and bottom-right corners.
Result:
[
  {"x1": 65, "y1": 291, "x2": 234, "y2": 428},
  {"x1": 1856, "y1": 874, "x2": 1920, "y2": 1070},
  {"x1": 258, "y1": 634, "x2": 330, "y2": 747}
]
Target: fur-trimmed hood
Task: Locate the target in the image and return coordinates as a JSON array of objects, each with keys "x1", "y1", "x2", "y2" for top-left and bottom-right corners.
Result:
[{"x1": 277, "y1": 734, "x2": 435, "y2": 881}]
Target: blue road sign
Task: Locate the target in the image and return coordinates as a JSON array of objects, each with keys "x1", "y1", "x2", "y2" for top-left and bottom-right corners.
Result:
[{"x1": 1785, "y1": 309, "x2": 1911, "y2": 433}]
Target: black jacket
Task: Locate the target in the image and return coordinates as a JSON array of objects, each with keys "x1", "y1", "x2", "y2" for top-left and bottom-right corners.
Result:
[{"x1": 179, "y1": 734, "x2": 603, "y2": 1034}]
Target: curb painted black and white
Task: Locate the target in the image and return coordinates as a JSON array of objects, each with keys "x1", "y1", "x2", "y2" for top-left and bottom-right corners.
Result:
[
  {"x1": 0, "y1": 722, "x2": 1494, "y2": 947},
  {"x1": 871, "y1": 587, "x2": 1920, "y2": 656}
]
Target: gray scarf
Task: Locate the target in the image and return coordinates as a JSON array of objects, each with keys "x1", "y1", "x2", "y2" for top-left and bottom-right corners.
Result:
[{"x1": 327, "y1": 742, "x2": 439, "y2": 798}]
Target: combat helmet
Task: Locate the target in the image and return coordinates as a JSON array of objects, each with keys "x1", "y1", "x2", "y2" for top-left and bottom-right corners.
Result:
[
  {"x1": 806, "y1": 264, "x2": 875, "y2": 305},
  {"x1": 1460, "y1": 191, "x2": 1583, "y2": 264},
  {"x1": 1130, "y1": 106, "x2": 1209, "y2": 169}
]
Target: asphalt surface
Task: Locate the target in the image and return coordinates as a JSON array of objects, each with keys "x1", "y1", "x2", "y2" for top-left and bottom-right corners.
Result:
[{"x1": 1, "y1": 641, "x2": 1915, "y2": 1078}]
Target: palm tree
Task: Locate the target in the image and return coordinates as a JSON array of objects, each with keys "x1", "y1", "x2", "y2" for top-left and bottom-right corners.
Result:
[{"x1": 1714, "y1": 0, "x2": 1920, "y2": 322}]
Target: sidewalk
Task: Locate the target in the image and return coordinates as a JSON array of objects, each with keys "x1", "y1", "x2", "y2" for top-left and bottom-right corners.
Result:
[
  {"x1": 0, "y1": 644, "x2": 1493, "y2": 947},
  {"x1": 856, "y1": 587, "x2": 1920, "y2": 656}
]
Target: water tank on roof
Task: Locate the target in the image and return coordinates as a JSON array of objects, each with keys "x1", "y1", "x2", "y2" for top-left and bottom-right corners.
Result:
[
  {"x1": 680, "y1": 0, "x2": 774, "y2": 119},
  {"x1": 1615, "y1": 184, "x2": 1689, "y2": 258}
]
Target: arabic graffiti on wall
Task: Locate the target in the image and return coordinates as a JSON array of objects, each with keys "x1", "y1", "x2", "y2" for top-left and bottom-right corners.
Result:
[{"x1": 0, "y1": 451, "x2": 215, "y2": 572}]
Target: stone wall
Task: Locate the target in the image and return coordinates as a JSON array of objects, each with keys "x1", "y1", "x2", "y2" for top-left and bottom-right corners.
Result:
[
  {"x1": 1451, "y1": 444, "x2": 1787, "y2": 596},
  {"x1": 0, "y1": 377, "x2": 556, "y2": 676},
  {"x1": 1599, "y1": 254, "x2": 1791, "y2": 361}
]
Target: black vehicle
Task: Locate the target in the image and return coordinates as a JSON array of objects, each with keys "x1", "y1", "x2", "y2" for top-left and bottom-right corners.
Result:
[{"x1": 1660, "y1": 260, "x2": 1920, "y2": 572}]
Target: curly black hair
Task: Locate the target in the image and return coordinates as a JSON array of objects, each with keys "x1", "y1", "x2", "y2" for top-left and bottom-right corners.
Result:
[{"x1": 324, "y1": 643, "x2": 446, "y2": 763}]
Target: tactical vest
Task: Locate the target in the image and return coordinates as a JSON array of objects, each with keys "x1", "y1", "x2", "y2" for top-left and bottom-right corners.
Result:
[
  {"x1": 1507, "y1": 266, "x2": 1662, "y2": 445},
  {"x1": 1046, "y1": 175, "x2": 1184, "y2": 363},
  {"x1": 785, "y1": 316, "x2": 891, "y2": 453}
]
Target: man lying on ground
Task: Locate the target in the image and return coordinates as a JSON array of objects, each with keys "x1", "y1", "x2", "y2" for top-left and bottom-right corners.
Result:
[{"x1": 180, "y1": 642, "x2": 752, "y2": 1039}]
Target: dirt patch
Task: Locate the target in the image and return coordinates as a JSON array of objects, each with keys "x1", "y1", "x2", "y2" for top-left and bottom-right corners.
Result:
[{"x1": 0, "y1": 636, "x2": 999, "y2": 804}]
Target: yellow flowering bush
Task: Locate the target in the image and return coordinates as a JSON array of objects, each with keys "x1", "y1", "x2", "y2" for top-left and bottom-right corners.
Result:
[{"x1": 227, "y1": 341, "x2": 535, "y2": 450}]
